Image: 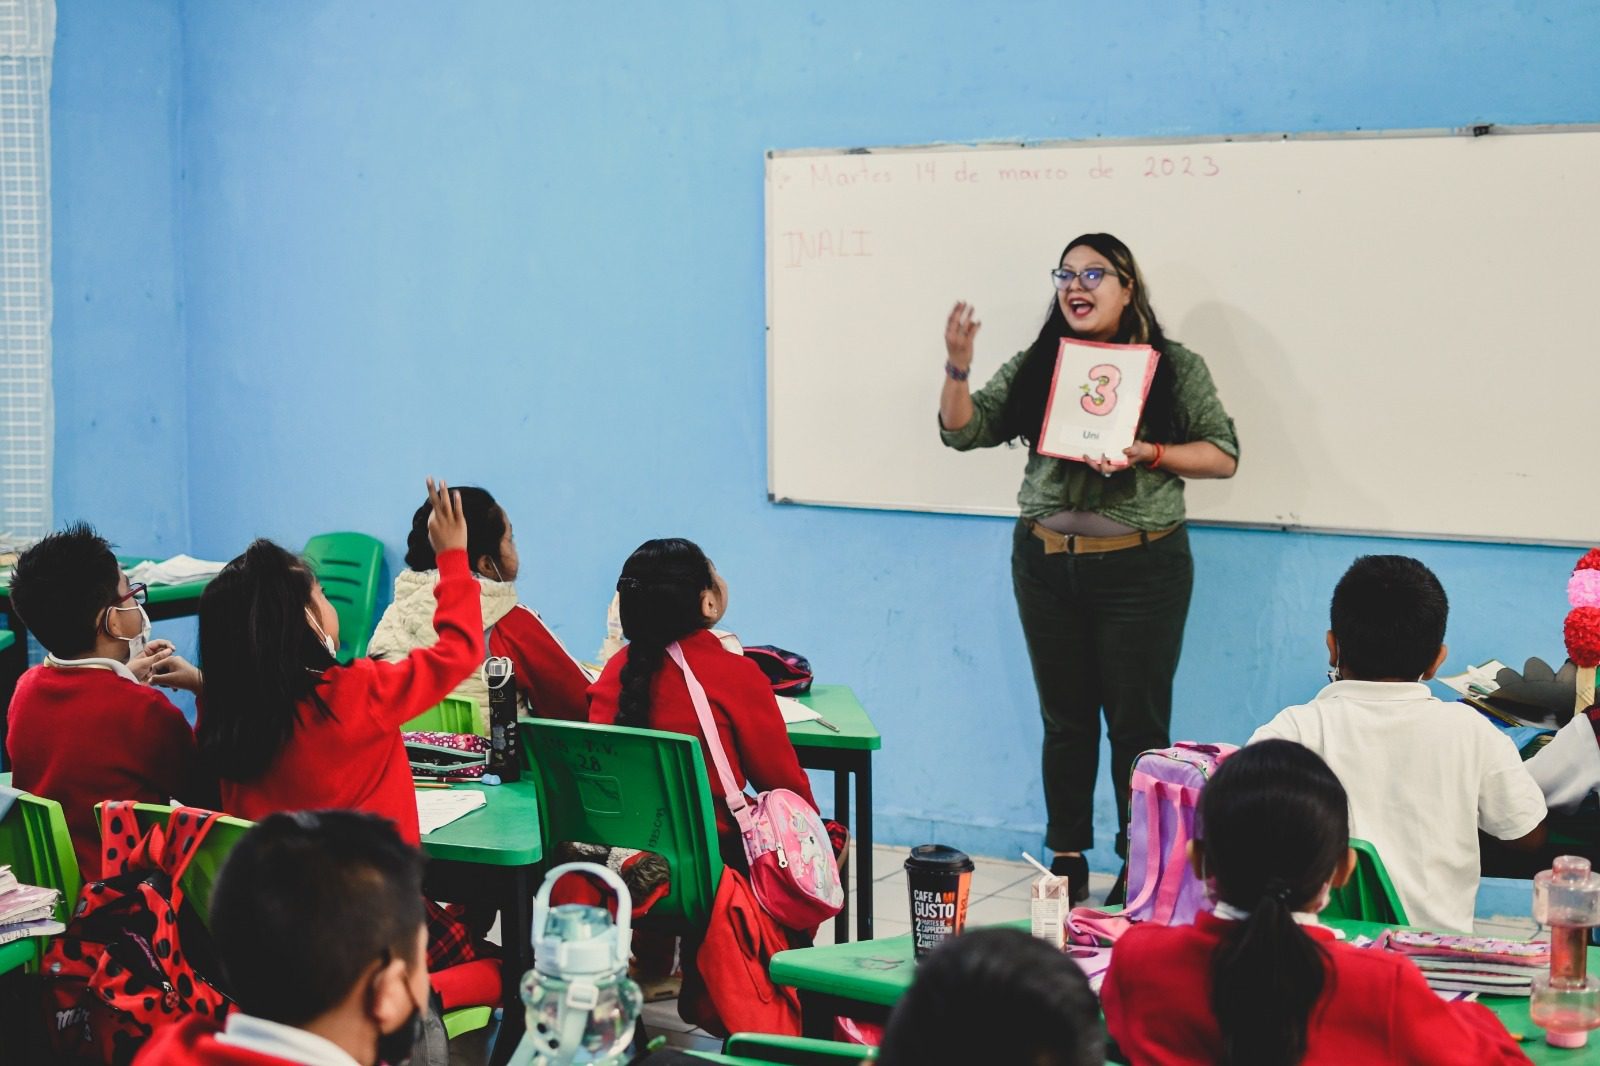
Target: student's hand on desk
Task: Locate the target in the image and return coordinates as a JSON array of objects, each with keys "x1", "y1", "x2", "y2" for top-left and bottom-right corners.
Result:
[
  {"x1": 149, "y1": 653, "x2": 203, "y2": 693},
  {"x1": 127, "y1": 639, "x2": 175, "y2": 684},
  {"x1": 425, "y1": 477, "x2": 469, "y2": 555}
]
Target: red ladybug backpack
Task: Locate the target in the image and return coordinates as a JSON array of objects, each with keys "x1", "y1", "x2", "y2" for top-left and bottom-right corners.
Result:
[{"x1": 43, "y1": 802, "x2": 232, "y2": 1065}]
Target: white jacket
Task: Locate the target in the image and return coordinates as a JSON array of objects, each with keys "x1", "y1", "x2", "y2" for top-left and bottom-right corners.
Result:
[{"x1": 368, "y1": 569, "x2": 521, "y2": 729}]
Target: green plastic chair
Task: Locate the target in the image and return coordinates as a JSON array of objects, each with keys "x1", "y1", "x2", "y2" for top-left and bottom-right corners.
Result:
[
  {"x1": 404, "y1": 694, "x2": 483, "y2": 735},
  {"x1": 0, "y1": 629, "x2": 14, "y2": 653},
  {"x1": 0, "y1": 787, "x2": 80, "y2": 975},
  {"x1": 520, "y1": 719, "x2": 724, "y2": 933},
  {"x1": 117, "y1": 803, "x2": 493, "y2": 1040},
  {"x1": 301, "y1": 532, "x2": 385, "y2": 663},
  {"x1": 722, "y1": 1033, "x2": 877, "y2": 1063},
  {"x1": 1324, "y1": 837, "x2": 1409, "y2": 925}
]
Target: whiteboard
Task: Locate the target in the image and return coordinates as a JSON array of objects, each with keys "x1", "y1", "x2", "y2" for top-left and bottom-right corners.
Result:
[{"x1": 765, "y1": 128, "x2": 1600, "y2": 544}]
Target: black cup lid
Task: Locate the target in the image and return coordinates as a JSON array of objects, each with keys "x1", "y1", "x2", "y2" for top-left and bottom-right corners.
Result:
[{"x1": 904, "y1": 844, "x2": 974, "y2": 872}]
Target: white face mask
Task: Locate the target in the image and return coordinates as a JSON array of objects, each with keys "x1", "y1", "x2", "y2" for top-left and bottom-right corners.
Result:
[
  {"x1": 305, "y1": 609, "x2": 338, "y2": 659},
  {"x1": 109, "y1": 602, "x2": 152, "y2": 658}
]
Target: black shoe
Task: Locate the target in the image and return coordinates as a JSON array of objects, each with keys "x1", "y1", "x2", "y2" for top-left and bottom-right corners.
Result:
[{"x1": 1050, "y1": 853, "x2": 1090, "y2": 905}]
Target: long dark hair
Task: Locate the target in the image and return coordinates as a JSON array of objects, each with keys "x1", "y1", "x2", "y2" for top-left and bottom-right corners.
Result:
[
  {"x1": 879, "y1": 927, "x2": 1103, "y2": 1065},
  {"x1": 998, "y1": 232, "x2": 1179, "y2": 448},
  {"x1": 614, "y1": 538, "x2": 714, "y2": 728},
  {"x1": 1201, "y1": 740, "x2": 1351, "y2": 1066},
  {"x1": 403, "y1": 485, "x2": 508, "y2": 574},
  {"x1": 198, "y1": 539, "x2": 337, "y2": 781}
]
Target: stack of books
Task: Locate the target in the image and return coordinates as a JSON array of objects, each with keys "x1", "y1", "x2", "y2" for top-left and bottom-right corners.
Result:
[
  {"x1": 1379, "y1": 930, "x2": 1549, "y2": 996},
  {"x1": 0, "y1": 865, "x2": 64, "y2": 946}
]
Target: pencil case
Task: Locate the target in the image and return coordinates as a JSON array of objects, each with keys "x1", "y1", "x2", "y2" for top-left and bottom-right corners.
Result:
[
  {"x1": 402, "y1": 731, "x2": 490, "y2": 780},
  {"x1": 1377, "y1": 929, "x2": 1551, "y2": 968}
]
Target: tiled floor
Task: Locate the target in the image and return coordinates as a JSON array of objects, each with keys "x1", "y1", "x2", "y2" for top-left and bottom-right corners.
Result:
[{"x1": 453, "y1": 845, "x2": 1540, "y2": 1061}]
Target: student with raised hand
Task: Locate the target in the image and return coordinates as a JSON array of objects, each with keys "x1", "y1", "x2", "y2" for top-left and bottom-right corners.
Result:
[
  {"x1": 5, "y1": 523, "x2": 208, "y2": 879},
  {"x1": 368, "y1": 484, "x2": 590, "y2": 725},
  {"x1": 877, "y1": 927, "x2": 1104, "y2": 1066},
  {"x1": 1102, "y1": 740, "x2": 1530, "y2": 1065},
  {"x1": 197, "y1": 478, "x2": 482, "y2": 845},
  {"x1": 588, "y1": 538, "x2": 819, "y2": 867},
  {"x1": 1250, "y1": 555, "x2": 1547, "y2": 932},
  {"x1": 133, "y1": 810, "x2": 437, "y2": 1066}
]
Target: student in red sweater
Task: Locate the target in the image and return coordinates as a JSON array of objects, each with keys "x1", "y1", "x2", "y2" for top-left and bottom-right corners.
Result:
[
  {"x1": 368, "y1": 484, "x2": 590, "y2": 725},
  {"x1": 134, "y1": 810, "x2": 434, "y2": 1066},
  {"x1": 1101, "y1": 740, "x2": 1529, "y2": 1066},
  {"x1": 196, "y1": 479, "x2": 481, "y2": 846},
  {"x1": 588, "y1": 537, "x2": 819, "y2": 866},
  {"x1": 4, "y1": 523, "x2": 207, "y2": 880}
]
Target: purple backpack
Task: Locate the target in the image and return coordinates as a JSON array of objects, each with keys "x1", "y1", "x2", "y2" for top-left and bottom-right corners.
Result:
[{"x1": 1123, "y1": 741, "x2": 1236, "y2": 927}]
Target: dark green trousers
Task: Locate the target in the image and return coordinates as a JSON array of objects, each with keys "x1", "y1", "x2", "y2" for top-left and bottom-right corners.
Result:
[{"x1": 1011, "y1": 520, "x2": 1194, "y2": 856}]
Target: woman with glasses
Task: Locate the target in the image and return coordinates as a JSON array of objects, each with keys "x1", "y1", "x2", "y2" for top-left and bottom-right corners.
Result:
[{"x1": 939, "y1": 232, "x2": 1238, "y2": 904}]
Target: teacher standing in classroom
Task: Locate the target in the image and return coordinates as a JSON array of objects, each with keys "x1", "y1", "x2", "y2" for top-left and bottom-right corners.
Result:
[{"x1": 938, "y1": 233, "x2": 1239, "y2": 904}]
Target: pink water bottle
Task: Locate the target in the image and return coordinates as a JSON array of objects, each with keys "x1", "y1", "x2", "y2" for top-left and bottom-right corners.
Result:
[{"x1": 1530, "y1": 855, "x2": 1600, "y2": 1048}]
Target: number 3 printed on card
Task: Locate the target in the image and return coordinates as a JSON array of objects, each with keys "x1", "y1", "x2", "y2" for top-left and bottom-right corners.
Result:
[{"x1": 1080, "y1": 364, "x2": 1121, "y2": 416}]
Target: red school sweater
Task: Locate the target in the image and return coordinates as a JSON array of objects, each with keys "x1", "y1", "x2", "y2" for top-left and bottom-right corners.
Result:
[
  {"x1": 133, "y1": 1015, "x2": 315, "y2": 1065},
  {"x1": 588, "y1": 628, "x2": 817, "y2": 851},
  {"x1": 492, "y1": 604, "x2": 590, "y2": 721},
  {"x1": 6, "y1": 664, "x2": 200, "y2": 881},
  {"x1": 219, "y1": 548, "x2": 483, "y2": 845},
  {"x1": 1101, "y1": 911, "x2": 1531, "y2": 1065}
]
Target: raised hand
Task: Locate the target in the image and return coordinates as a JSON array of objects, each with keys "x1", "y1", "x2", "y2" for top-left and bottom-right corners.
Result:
[
  {"x1": 944, "y1": 301, "x2": 981, "y2": 371},
  {"x1": 426, "y1": 477, "x2": 469, "y2": 555}
]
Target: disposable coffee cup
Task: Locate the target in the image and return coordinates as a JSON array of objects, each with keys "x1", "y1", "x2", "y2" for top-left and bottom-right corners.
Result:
[{"x1": 905, "y1": 844, "x2": 974, "y2": 959}]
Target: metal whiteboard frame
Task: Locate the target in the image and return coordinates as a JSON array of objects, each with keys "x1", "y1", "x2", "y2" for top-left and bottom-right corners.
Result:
[{"x1": 762, "y1": 122, "x2": 1600, "y2": 547}]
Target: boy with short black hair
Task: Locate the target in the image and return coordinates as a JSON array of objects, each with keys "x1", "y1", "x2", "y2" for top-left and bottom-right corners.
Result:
[
  {"x1": 1250, "y1": 554, "x2": 1547, "y2": 932},
  {"x1": 5, "y1": 523, "x2": 205, "y2": 878},
  {"x1": 135, "y1": 810, "x2": 433, "y2": 1066}
]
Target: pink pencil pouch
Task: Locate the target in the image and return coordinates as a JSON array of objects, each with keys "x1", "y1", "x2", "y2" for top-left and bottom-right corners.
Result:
[{"x1": 1377, "y1": 930, "x2": 1550, "y2": 968}]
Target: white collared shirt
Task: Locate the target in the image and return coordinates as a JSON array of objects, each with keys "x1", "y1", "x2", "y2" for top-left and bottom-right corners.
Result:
[
  {"x1": 218, "y1": 1013, "x2": 363, "y2": 1066},
  {"x1": 1251, "y1": 680, "x2": 1546, "y2": 934},
  {"x1": 44, "y1": 653, "x2": 140, "y2": 684}
]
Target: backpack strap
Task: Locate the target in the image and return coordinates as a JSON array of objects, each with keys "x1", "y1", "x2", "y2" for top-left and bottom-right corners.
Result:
[
  {"x1": 159, "y1": 807, "x2": 222, "y2": 913},
  {"x1": 1122, "y1": 773, "x2": 1200, "y2": 922},
  {"x1": 666, "y1": 641, "x2": 754, "y2": 834},
  {"x1": 100, "y1": 800, "x2": 142, "y2": 878}
]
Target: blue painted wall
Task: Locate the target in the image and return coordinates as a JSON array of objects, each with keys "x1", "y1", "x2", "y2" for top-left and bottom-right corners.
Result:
[
  {"x1": 52, "y1": 0, "x2": 186, "y2": 554},
  {"x1": 51, "y1": 4, "x2": 1600, "y2": 906}
]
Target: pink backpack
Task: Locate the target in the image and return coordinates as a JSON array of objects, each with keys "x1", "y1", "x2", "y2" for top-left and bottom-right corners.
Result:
[
  {"x1": 1124, "y1": 742, "x2": 1236, "y2": 926},
  {"x1": 1068, "y1": 741, "x2": 1235, "y2": 946},
  {"x1": 668, "y1": 642, "x2": 844, "y2": 929}
]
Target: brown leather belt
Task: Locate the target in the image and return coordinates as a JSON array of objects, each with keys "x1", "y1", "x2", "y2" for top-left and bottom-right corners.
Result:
[{"x1": 1029, "y1": 521, "x2": 1179, "y2": 556}]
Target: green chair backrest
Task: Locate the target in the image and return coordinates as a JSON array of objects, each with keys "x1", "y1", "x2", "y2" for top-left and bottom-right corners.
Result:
[
  {"x1": 114, "y1": 804, "x2": 493, "y2": 1037},
  {"x1": 117, "y1": 803, "x2": 256, "y2": 928},
  {"x1": 404, "y1": 695, "x2": 483, "y2": 735},
  {"x1": 1324, "y1": 837, "x2": 1409, "y2": 925},
  {"x1": 723, "y1": 1033, "x2": 878, "y2": 1063},
  {"x1": 0, "y1": 629, "x2": 14, "y2": 653},
  {"x1": 0, "y1": 788, "x2": 80, "y2": 924},
  {"x1": 0, "y1": 788, "x2": 81, "y2": 974},
  {"x1": 521, "y1": 719, "x2": 724, "y2": 932},
  {"x1": 301, "y1": 532, "x2": 385, "y2": 663}
]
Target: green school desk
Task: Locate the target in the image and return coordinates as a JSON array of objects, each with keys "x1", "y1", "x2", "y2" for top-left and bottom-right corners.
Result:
[
  {"x1": 417, "y1": 778, "x2": 542, "y2": 1066},
  {"x1": 788, "y1": 685, "x2": 882, "y2": 943},
  {"x1": 0, "y1": 557, "x2": 212, "y2": 765},
  {"x1": 770, "y1": 917, "x2": 1600, "y2": 1061}
]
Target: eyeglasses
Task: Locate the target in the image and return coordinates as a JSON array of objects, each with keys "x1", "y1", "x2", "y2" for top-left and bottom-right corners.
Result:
[
  {"x1": 1051, "y1": 267, "x2": 1120, "y2": 292},
  {"x1": 114, "y1": 582, "x2": 148, "y2": 607}
]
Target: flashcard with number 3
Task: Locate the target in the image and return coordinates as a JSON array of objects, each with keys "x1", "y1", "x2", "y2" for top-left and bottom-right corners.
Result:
[{"x1": 1038, "y1": 338, "x2": 1160, "y2": 468}]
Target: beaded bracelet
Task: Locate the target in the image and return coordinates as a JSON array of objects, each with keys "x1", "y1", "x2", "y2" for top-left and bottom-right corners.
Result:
[{"x1": 945, "y1": 361, "x2": 970, "y2": 382}]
